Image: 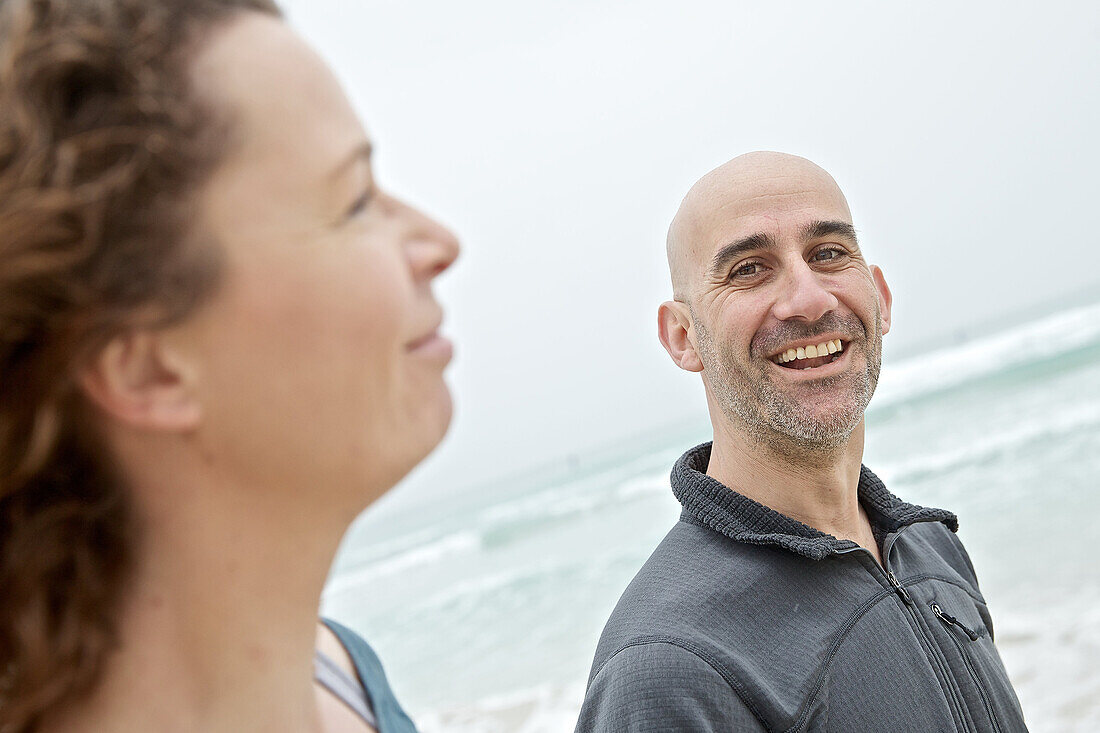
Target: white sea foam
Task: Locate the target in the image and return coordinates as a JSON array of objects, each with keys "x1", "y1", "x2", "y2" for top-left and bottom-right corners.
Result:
[
  {"x1": 479, "y1": 485, "x2": 603, "y2": 526},
  {"x1": 614, "y1": 470, "x2": 671, "y2": 500},
  {"x1": 336, "y1": 525, "x2": 441, "y2": 568},
  {"x1": 416, "y1": 681, "x2": 586, "y2": 733},
  {"x1": 994, "y1": 589, "x2": 1100, "y2": 733},
  {"x1": 477, "y1": 460, "x2": 674, "y2": 531},
  {"x1": 414, "y1": 566, "x2": 543, "y2": 611},
  {"x1": 874, "y1": 301, "x2": 1100, "y2": 409},
  {"x1": 327, "y1": 467, "x2": 668, "y2": 600},
  {"x1": 322, "y1": 530, "x2": 481, "y2": 599},
  {"x1": 874, "y1": 400, "x2": 1100, "y2": 485}
]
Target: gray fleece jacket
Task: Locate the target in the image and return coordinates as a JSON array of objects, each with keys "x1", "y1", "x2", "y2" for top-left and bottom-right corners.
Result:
[{"x1": 575, "y1": 443, "x2": 1027, "y2": 732}]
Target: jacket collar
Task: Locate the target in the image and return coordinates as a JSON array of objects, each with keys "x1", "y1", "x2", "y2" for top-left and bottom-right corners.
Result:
[{"x1": 671, "y1": 442, "x2": 958, "y2": 560}]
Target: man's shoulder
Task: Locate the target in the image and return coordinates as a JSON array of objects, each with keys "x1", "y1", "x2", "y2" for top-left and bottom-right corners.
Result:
[
  {"x1": 576, "y1": 638, "x2": 767, "y2": 732},
  {"x1": 604, "y1": 517, "x2": 762, "y2": 611},
  {"x1": 590, "y1": 517, "x2": 796, "y2": 667},
  {"x1": 578, "y1": 518, "x2": 820, "y2": 733}
]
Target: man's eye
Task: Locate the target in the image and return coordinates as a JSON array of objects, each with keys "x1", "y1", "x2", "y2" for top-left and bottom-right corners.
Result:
[
  {"x1": 732, "y1": 262, "x2": 763, "y2": 278},
  {"x1": 812, "y1": 247, "x2": 844, "y2": 262}
]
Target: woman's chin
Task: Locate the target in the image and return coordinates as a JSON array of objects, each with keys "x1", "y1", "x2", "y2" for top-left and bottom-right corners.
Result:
[
  {"x1": 413, "y1": 391, "x2": 454, "y2": 468},
  {"x1": 419, "y1": 377, "x2": 455, "y2": 449},
  {"x1": 368, "y1": 388, "x2": 454, "y2": 495}
]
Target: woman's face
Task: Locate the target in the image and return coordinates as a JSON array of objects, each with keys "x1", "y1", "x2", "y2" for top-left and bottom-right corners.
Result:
[{"x1": 173, "y1": 14, "x2": 459, "y2": 504}]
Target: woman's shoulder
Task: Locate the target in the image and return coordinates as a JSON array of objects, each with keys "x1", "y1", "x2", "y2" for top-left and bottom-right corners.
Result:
[
  {"x1": 316, "y1": 620, "x2": 361, "y2": 680},
  {"x1": 317, "y1": 618, "x2": 420, "y2": 733}
]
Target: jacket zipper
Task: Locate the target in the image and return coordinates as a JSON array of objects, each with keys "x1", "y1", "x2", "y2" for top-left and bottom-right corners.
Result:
[
  {"x1": 840, "y1": 533, "x2": 973, "y2": 731},
  {"x1": 886, "y1": 570, "x2": 913, "y2": 605},
  {"x1": 882, "y1": 569, "x2": 972, "y2": 731},
  {"x1": 930, "y1": 603, "x2": 979, "y2": 641},
  {"x1": 931, "y1": 602, "x2": 1002, "y2": 733}
]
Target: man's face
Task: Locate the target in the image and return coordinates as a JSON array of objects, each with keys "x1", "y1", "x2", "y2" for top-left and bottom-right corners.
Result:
[{"x1": 669, "y1": 155, "x2": 892, "y2": 452}]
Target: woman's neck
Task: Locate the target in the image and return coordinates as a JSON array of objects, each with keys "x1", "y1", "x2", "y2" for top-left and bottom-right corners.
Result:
[{"x1": 43, "y1": 438, "x2": 357, "y2": 733}]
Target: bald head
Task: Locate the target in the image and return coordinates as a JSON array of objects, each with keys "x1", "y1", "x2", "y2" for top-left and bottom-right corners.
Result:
[{"x1": 666, "y1": 152, "x2": 853, "y2": 300}]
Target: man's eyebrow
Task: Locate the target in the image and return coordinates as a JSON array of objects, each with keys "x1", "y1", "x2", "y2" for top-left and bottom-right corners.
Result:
[
  {"x1": 707, "y1": 221, "x2": 859, "y2": 279},
  {"x1": 328, "y1": 140, "x2": 374, "y2": 182},
  {"x1": 803, "y1": 220, "x2": 858, "y2": 244},
  {"x1": 708, "y1": 232, "x2": 777, "y2": 278}
]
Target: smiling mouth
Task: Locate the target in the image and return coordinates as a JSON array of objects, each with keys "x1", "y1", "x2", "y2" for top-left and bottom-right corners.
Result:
[{"x1": 771, "y1": 339, "x2": 846, "y2": 370}]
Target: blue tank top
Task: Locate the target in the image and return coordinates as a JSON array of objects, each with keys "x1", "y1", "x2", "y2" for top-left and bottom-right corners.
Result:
[{"x1": 316, "y1": 618, "x2": 419, "y2": 733}]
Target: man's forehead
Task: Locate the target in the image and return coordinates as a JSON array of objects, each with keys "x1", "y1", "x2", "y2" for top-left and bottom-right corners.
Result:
[
  {"x1": 692, "y1": 158, "x2": 851, "y2": 241},
  {"x1": 666, "y1": 152, "x2": 853, "y2": 297},
  {"x1": 704, "y1": 198, "x2": 852, "y2": 250}
]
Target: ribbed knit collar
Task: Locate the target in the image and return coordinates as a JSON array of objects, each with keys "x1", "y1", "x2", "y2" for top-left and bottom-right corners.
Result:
[{"x1": 671, "y1": 442, "x2": 958, "y2": 560}]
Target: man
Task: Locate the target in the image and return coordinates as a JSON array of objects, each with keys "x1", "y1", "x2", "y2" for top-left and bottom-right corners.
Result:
[{"x1": 575, "y1": 152, "x2": 1027, "y2": 732}]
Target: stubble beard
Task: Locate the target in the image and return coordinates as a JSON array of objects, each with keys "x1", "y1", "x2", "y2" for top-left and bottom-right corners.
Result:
[{"x1": 693, "y1": 307, "x2": 883, "y2": 458}]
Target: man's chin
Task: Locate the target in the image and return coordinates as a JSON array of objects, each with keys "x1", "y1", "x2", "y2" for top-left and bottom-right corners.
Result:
[
  {"x1": 780, "y1": 421, "x2": 858, "y2": 450},
  {"x1": 761, "y1": 394, "x2": 867, "y2": 448}
]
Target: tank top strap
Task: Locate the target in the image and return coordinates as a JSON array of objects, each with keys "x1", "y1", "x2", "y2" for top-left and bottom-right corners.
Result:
[
  {"x1": 314, "y1": 646, "x2": 378, "y2": 727},
  {"x1": 320, "y1": 618, "x2": 420, "y2": 733}
]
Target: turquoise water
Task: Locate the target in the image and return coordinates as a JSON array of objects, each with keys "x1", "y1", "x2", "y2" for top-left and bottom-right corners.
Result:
[{"x1": 322, "y1": 300, "x2": 1100, "y2": 732}]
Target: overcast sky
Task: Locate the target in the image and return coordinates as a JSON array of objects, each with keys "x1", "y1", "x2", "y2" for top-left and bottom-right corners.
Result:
[{"x1": 278, "y1": 0, "x2": 1099, "y2": 508}]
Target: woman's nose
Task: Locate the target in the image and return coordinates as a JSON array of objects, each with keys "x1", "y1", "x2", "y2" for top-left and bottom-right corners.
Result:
[{"x1": 394, "y1": 196, "x2": 460, "y2": 281}]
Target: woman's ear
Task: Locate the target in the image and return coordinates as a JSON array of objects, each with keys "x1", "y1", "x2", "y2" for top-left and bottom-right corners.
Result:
[
  {"x1": 77, "y1": 331, "x2": 202, "y2": 431},
  {"x1": 658, "y1": 301, "x2": 704, "y2": 373}
]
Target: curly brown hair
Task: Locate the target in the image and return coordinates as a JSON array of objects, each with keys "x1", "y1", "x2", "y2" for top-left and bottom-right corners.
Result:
[{"x1": 0, "y1": 1, "x2": 281, "y2": 730}]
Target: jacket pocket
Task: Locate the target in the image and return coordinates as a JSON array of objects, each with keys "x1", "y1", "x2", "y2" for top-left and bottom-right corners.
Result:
[
  {"x1": 930, "y1": 599, "x2": 1003, "y2": 733},
  {"x1": 931, "y1": 602, "x2": 983, "y2": 641}
]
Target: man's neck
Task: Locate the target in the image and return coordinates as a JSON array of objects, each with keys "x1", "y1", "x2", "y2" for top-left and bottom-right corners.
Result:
[
  {"x1": 706, "y1": 417, "x2": 882, "y2": 562},
  {"x1": 43, "y1": 438, "x2": 355, "y2": 733}
]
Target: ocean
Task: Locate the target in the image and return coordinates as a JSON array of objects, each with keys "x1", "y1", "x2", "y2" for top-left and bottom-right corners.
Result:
[{"x1": 321, "y1": 299, "x2": 1100, "y2": 732}]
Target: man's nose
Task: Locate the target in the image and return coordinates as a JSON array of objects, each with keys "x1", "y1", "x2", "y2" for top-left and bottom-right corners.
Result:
[{"x1": 771, "y1": 260, "x2": 838, "y2": 323}]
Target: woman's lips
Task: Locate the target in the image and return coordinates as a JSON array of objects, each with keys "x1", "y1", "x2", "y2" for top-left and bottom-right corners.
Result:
[{"x1": 407, "y1": 331, "x2": 453, "y2": 362}]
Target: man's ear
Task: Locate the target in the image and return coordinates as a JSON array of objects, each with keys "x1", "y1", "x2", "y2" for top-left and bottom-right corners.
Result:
[
  {"x1": 658, "y1": 300, "x2": 703, "y2": 372},
  {"x1": 871, "y1": 265, "x2": 893, "y2": 335},
  {"x1": 77, "y1": 331, "x2": 202, "y2": 432}
]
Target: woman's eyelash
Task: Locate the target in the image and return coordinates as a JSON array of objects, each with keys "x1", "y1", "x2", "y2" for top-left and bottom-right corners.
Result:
[{"x1": 347, "y1": 190, "x2": 372, "y2": 217}]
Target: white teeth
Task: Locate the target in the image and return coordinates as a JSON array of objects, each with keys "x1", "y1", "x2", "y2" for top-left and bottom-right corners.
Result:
[{"x1": 775, "y1": 339, "x2": 844, "y2": 365}]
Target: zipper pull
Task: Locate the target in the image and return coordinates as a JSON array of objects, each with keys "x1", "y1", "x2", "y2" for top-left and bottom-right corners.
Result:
[
  {"x1": 930, "y1": 602, "x2": 980, "y2": 641},
  {"x1": 886, "y1": 571, "x2": 914, "y2": 605}
]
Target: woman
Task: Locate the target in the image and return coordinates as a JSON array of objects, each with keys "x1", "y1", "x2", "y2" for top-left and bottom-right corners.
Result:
[{"x1": 0, "y1": 1, "x2": 458, "y2": 731}]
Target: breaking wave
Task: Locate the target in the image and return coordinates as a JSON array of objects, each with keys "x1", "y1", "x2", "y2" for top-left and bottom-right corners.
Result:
[
  {"x1": 873, "y1": 301, "x2": 1100, "y2": 410},
  {"x1": 322, "y1": 529, "x2": 481, "y2": 598}
]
